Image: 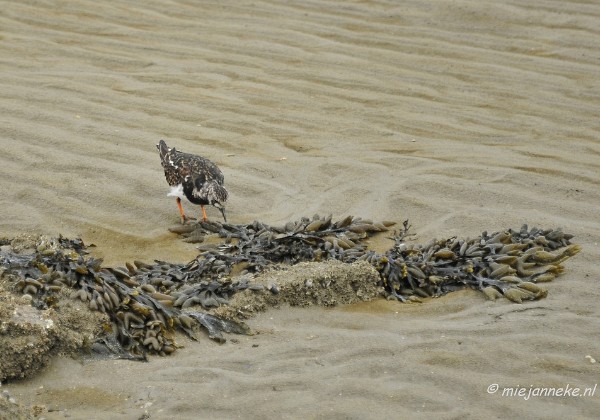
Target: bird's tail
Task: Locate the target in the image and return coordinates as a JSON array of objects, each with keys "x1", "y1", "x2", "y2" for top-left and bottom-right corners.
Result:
[{"x1": 157, "y1": 139, "x2": 170, "y2": 160}]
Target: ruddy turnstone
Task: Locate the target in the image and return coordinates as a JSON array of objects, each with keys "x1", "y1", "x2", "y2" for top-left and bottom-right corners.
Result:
[{"x1": 157, "y1": 139, "x2": 228, "y2": 223}]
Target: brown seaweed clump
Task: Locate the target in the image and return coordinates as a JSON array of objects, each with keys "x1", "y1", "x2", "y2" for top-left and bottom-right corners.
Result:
[
  {"x1": 0, "y1": 236, "x2": 252, "y2": 370},
  {"x1": 360, "y1": 222, "x2": 581, "y2": 303},
  {"x1": 0, "y1": 217, "x2": 581, "y2": 372},
  {"x1": 170, "y1": 216, "x2": 580, "y2": 304}
]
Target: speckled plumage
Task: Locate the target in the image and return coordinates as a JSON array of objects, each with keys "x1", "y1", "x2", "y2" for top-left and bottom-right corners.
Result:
[{"x1": 157, "y1": 139, "x2": 228, "y2": 222}]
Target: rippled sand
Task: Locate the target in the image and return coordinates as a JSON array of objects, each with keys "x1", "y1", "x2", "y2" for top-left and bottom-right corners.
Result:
[{"x1": 2, "y1": 0, "x2": 599, "y2": 418}]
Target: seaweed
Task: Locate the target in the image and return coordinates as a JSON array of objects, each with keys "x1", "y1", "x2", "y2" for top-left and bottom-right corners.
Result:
[{"x1": 0, "y1": 217, "x2": 580, "y2": 359}]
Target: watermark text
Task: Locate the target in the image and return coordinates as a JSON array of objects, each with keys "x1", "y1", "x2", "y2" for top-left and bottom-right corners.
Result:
[{"x1": 487, "y1": 383, "x2": 597, "y2": 400}]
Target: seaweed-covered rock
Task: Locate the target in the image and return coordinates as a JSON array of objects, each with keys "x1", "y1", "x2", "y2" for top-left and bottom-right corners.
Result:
[
  {"x1": 0, "y1": 293, "x2": 55, "y2": 382},
  {"x1": 0, "y1": 282, "x2": 107, "y2": 382},
  {"x1": 213, "y1": 260, "x2": 383, "y2": 320}
]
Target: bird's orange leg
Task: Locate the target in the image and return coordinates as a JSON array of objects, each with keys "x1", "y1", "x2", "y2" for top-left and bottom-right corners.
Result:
[
  {"x1": 176, "y1": 198, "x2": 187, "y2": 224},
  {"x1": 200, "y1": 205, "x2": 208, "y2": 222}
]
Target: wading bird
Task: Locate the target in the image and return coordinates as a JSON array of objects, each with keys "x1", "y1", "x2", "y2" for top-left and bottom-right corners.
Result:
[{"x1": 157, "y1": 139, "x2": 228, "y2": 223}]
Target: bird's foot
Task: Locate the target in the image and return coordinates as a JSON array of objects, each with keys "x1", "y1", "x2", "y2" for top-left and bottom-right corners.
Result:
[{"x1": 180, "y1": 215, "x2": 197, "y2": 225}]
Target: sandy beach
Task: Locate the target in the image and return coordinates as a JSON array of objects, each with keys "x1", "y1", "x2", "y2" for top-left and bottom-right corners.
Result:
[{"x1": 1, "y1": 0, "x2": 599, "y2": 418}]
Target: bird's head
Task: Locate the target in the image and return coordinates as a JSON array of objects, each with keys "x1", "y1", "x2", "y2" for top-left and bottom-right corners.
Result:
[
  {"x1": 212, "y1": 200, "x2": 227, "y2": 223},
  {"x1": 211, "y1": 183, "x2": 228, "y2": 223}
]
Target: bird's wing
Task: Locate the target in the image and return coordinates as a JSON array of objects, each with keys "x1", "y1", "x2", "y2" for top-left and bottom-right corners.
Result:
[
  {"x1": 206, "y1": 162, "x2": 225, "y2": 184},
  {"x1": 192, "y1": 172, "x2": 207, "y2": 190}
]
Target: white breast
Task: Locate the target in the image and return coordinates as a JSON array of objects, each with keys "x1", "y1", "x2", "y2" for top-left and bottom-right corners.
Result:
[{"x1": 167, "y1": 184, "x2": 185, "y2": 199}]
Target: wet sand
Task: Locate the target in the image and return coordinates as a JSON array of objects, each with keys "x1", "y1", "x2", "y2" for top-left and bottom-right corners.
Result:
[{"x1": 1, "y1": 0, "x2": 599, "y2": 418}]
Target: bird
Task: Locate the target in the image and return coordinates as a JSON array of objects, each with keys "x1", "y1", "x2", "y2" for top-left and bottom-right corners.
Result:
[{"x1": 157, "y1": 139, "x2": 228, "y2": 224}]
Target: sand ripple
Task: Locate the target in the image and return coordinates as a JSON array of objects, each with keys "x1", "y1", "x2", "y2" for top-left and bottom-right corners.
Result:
[{"x1": 2, "y1": 1, "x2": 599, "y2": 418}]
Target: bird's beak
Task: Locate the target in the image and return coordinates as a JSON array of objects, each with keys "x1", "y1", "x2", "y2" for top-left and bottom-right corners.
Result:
[{"x1": 219, "y1": 207, "x2": 227, "y2": 223}]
